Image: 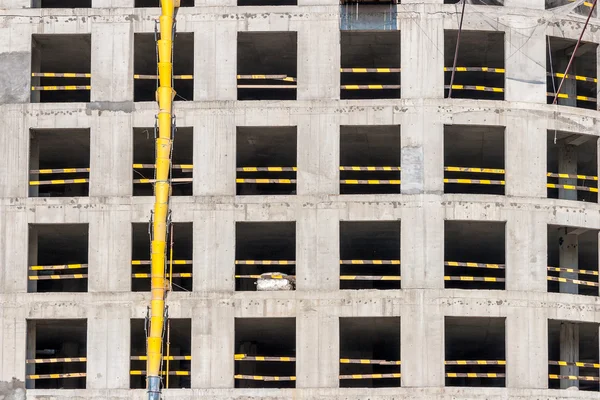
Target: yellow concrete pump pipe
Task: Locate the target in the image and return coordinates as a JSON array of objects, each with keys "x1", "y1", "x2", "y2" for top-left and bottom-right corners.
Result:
[{"x1": 147, "y1": 1, "x2": 178, "y2": 399}]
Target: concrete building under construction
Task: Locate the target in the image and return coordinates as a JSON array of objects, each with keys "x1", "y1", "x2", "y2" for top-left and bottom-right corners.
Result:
[{"x1": 0, "y1": 0, "x2": 600, "y2": 399}]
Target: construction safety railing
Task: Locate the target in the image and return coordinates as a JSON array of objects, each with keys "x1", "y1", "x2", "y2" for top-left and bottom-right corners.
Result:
[
  {"x1": 339, "y1": 259, "x2": 401, "y2": 284},
  {"x1": 445, "y1": 359, "x2": 506, "y2": 380},
  {"x1": 547, "y1": 265, "x2": 599, "y2": 290},
  {"x1": 235, "y1": 353, "x2": 296, "y2": 383},
  {"x1": 130, "y1": 354, "x2": 192, "y2": 388},
  {"x1": 444, "y1": 261, "x2": 505, "y2": 285},
  {"x1": 444, "y1": 166, "x2": 505, "y2": 189},
  {"x1": 339, "y1": 356, "x2": 401, "y2": 383},
  {"x1": 235, "y1": 260, "x2": 296, "y2": 290},
  {"x1": 237, "y1": 75, "x2": 297, "y2": 90},
  {"x1": 340, "y1": 165, "x2": 401, "y2": 187},
  {"x1": 236, "y1": 166, "x2": 297, "y2": 186},
  {"x1": 28, "y1": 263, "x2": 88, "y2": 281},
  {"x1": 31, "y1": 72, "x2": 91, "y2": 92},
  {"x1": 131, "y1": 259, "x2": 193, "y2": 280},
  {"x1": 26, "y1": 356, "x2": 87, "y2": 382},
  {"x1": 547, "y1": 171, "x2": 599, "y2": 195},
  {"x1": 548, "y1": 359, "x2": 600, "y2": 387},
  {"x1": 132, "y1": 163, "x2": 193, "y2": 186},
  {"x1": 547, "y1": 71, "x2": 598, "y2": 105},
  {"x1": 29, "y1": 167, "x2": 90, "y2": 188}
]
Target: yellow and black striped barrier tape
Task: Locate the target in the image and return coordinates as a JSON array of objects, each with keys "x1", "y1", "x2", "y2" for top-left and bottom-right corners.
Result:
[
  {"x1": 340, "y1": 358, "x2": 401, "y2": 365},
  {"x1": 130, "y1": 370, "x2": 190, "y2": 376},
  {"x1": 340, "y1": 275, "x2": 401, "y2": 281},
  {"x1": 547, "y1": 183, "x2": 598, "y2": 193},
  {"x1": 235, "y1": 274, "x2": 294, "y2": 279},
  {"x1": 445, "y1": 360, "x2": 505, "y2": 365},
  {"x1": 445, "y1": 85, "x2": 504, "y2": 93},
  {"x1": 547, "y1": 92, "x2": 597, "y2": 102},
  {"x1": 32, "y1": 72, "x2": 91, "y2": 78},
  {"x1": 445, "y1": 262, "x2": 505, "y2": 269},
  {"x1": 339, "y1": 67, "x2": 505, "y2": 73},
  {"x1": 133, "y1": 163, "x2": 193, "y2": 170},
  {"x1": 235, "y1": 260, "x2": 295, "y2": 265},
  {"x1": 549, "y1": 360, "x2": 600, "y2": 368},
  {"x1": 30, "y1": 178, "x2": 89, "y2": 186},
  {"x1": 341, "y1": 68, "x2": 401, "y2": 73},
  {"x1": 444, "y1": 179, "x2": 505, "y2": 185},
  {"x1": 446, "y1": 373, "x2": 504, "y2": 378},
  {"x1": 547, "y1": 276, "x2": 598, "y2": 287},
  {"x1": 133, "y1": 178, "x2": 193, "y2": 184},
  {"x1": 132, "y1": 273, "x2": 192, "y2": 278},
  {"x1": 445, "y1": 276, "x2": 505, "y2": 282},
  {"x1": 234, "y1": 374, "x2": 296, "y2": 381},
  {"x1": 29, "y1": 264, "x2": 87, "y2": 271},
  {"x1": 235, "y1": 354, "x2": 295, "y2": 362},
  {"x1": 131, "y1": 355, "x2": 191, "y2": 361},
  {"x1": 549, "y1": 374, "x2": 600, "y2": 382},
  {"x1": 28, "y1": 274, "x2": 87, "y2": 280},
  {"x1": 236, "y1": 178, "x2": 296, "y2": 184},
  {"x1": 237, "y1": 75, "x2": 296, "y2": 82},
  {"x1": 237, "y1": 84, "x2": 297, "y2": 89},
  {"x1": 26, "y1": 357, "x2": 86, "y2": 364},
  {"x1": 341, "y1": 85, "x2": 401, "y2": 90},
  {"x1": 340, "y1": 373, "x2": 401, "y2": 379},
  {"x1": 134, "y1": 74, "x2": 193, "y2": 80},
  {"x1": 340, "y1": 179, "x2": 401, "y2": 185},
  {"x1": 340, "y1": 260, "x2": 400, "y2": 265},
  {"x1": 30, "y1": 168, "x2": 90, "y2": 174},
  {"x1": 27, "y1": 372, "x2": 86, "y2": 379},
  {"x1": 237, "y1": 167, "x2": 297, "y2": 172},
  {"x1": 547, "y1": 266, "x2": 598, "y2": 276},
  {"x1": 132, "y1": 260, "x2": 192, "y2": 265},
  {"x1": 550, "y1": 72, "x2": 597, "y2": 83},
  {"x1": 31, "y1": 85, "x2": 91, "y2": 91},
  {"x1": 444, "y1": 67, "x2": 505, "y2": 73},
  {"x1": 340, "y1": 166, "x2": 401, "y2": 171},
  {"x1": 547, "y1": 172, "x2": 598, "y2": 181},
  {"x1": 445, "y1": 167, "x2": 504, "y2": 174}
]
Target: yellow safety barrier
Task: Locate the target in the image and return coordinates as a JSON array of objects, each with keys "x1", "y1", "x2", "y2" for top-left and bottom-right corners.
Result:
[
  {"x1": 26, "y1": 357, "x2": 86, "y2": 364},
  {"x1": 235, "y1": 354, "x2": 295, "y2": 362},
  {"x1": 132, "y1": 260, "x2": 192, "y2": 265},
  {"x1": 550, "y1": 72, "x2": 597, "y2": 83},
  {"x1": 549, "y1": 374, "x2": 600, "y2": 382},
  {"x1": 445, "y1": 85, "x2": 504, "y2": 93},
  {"x1": 445, "y1": 360, "x2": 506, "y2": 365},
  {"x1": 340, "y1": 275, "x2": 401, "y2": 281},
  {"x1": 444, "y1": 179, "x2": 505, "y2": 185},
  {"x1": 547, "y1": 276, "x2": 598, "y2": 287},
  {"x1": 445, "y1": 276, "x2": 505, "y2": 282},
  {"x1": 340, "y1": 166, "x2": 400, "y2": 171},
  {"x1": 549, "y1": 360, "x2": 600, "y2": 368},
  {"x1": 235, "y1": 260, "x2": 295, "y2": 265},
  {"x1": 340, "y1": 358, "x2": 401, "y2": 365},
  {"x1": 547, "y1": 266, "x2": 599, "y2": 276},
  {"x1": 30, "y1": 168, "x2": 90, "y2": 174},
  {"x1": 237, "y1": 167, "x2": 297, "y2": 172},
  {"x1": 28, "y1": 274, "x2": 87, "y2": 280},
  {"x1": 446, "y1": 373, "x2": 504, "y2": 378},
  {"x1": 131, "y1": 355, "x2": 191, "y2": 361},
  {"x1": 31, "y1": 86, "x2": 91, "y2": 91},
  {"x1": 27, "y1": 372, "x2": 86, "y2": 379},
  {"x1": 236, "y1": 178, "x2": 296, "y2": 184},
  {"x1": 547, "y1": 92, "x2": 597, "y2": 102},
  {"x1": 547, "y1": 183, "x2": 598, "y2": 193},
  {"x1": 340, "y1": 67, "x2": 504, "y2": 74},
  {"x1": 339, "y1": 373, "x2": 401, "y2": 379},
  {"x1": 133, "y1": 178, "x2": 193, "y2": 184},
  {"x1": 237, "y1": 85, "x2": 297, "y2": 89},
  {"x1": 444, "y1": 67, "x2": 505, "y2": 73},
  {"x1": 134, "y1": 74, "x2": 193, "y2": 80},
  {"x1": 445, "y1": 166, "x2": 504, "y2": 174},
  {"x1": 340, "y1": 260, "x2": 400, "y2": 265},
  {"x1": 29, "y1": 264, "x2": 87, "y2": 271},
  {"x1": 132, "y1": 273, "x2": 192, "y2": 279},
  {"x1": 32, "y1": 72, "x2": 91, "y2": 78},
  {"x1": 445, "y1": 262, "x2": 505, "y2": 269},
  {"x1": 234, "y1": 374, "x2": 296, "y2": 381},
  {"x1": 340, "y1": 179, "x2": 401, "y2": 185},
  {"x1": 547, "y1": 172, "x2": 597, "y2": 181},
  {"x1": 235, "y1": 274, "x2": 294, "y2": 279},
  {"x1": 29, "y1": 179, "x2": 89, "y2": 186},
  {"x1": 130, "y1": 370, "x2": 190, "y2": 376},
  {"x1": 133, "y1": 163, "x2": 193, "y2": 170},
  {"x1": 237, "y1": 75, "x2": 296, "y2": 82},
  {"x1": 341, "y1": 85, "x2": 400, "y2": 90}
]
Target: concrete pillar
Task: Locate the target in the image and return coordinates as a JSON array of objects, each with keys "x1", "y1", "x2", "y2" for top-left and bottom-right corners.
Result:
[
  {"x1": 296, "y1": 310, "x2": 338, "y2": 388},
  {"x1": 0, "y1": 211, "x2": 28, "y2": 294},
  {"x1": 558, "y1": 142, "x2": 577, "y2": 201},
  {"x1": 25, "y1": 322, "x2": 36, "y2": 390},
  {"x1": 91, "y1": 23, "x2": 134, "y2": 102},
  {"x1": 0, "y1": 0, "x2": 30, "y2": 8},
  {"x1": 30, "y1": 41, "x2": 41, "y2": 104},
  {"x1": 0, "y1": 102, "x2": 29, "y2": 198},
  {"x1": 560, "y1": 322, "x2": 579, "y2": 389},
  {"x1": 0, "y1": 23, "x2": 31, "y2": 105},
  {"x1": 559, "y1": 230, "x2": 578, "y2": 295},
  {"x1": 556, "y1": 58, "x2": 577, "y2": 108},
  {"x1": 506, "y1": 308, "x2": 547, "y2": 388},
  {"x1": 0, "y1": 310, "x2": 27, "y2": 385}
]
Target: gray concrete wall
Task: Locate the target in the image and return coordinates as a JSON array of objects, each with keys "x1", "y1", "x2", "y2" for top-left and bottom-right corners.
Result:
[{"x1": 0, "y1": 2, "x2": 600, "y2": 400}]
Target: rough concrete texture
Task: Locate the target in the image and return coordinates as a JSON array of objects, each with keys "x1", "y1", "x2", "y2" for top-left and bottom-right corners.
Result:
[
  {"x1": 0, "y1": 379, "x2": 25, "y2": 400},
  {"x1": 0, "y1": 1, "x2": 600, "y2": 399}
]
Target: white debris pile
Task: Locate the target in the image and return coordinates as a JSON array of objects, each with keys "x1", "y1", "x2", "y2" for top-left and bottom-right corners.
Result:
[{"x1": 256, "y1": 273, "x2": 296, "y2": 291}]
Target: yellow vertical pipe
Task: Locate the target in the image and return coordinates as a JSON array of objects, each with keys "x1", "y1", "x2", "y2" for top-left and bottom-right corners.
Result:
[{"x1": 147, "y1": 1, "x2": 177, "y2": 399}]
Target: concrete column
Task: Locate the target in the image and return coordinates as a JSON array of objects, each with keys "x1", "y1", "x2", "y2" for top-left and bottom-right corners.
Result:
[
  {"x1": 506, "y1": 308, "x2": 547, "y2": 388},
  {"x1": 0, "y1": 23, "x2": 31, "y2": 104},
  {"x1": 505, "y1": 117, "x2": 546, "y2": 198},
  {"x1": 194, "y1": 21, "x2": 237, "y2": 101},
  {"x1": 559, "y1": 322, "x2": 579, "y2": 389},
  {"x1": 191, "y1": 300, "x2": 234, "y2": 388},
  {"x1": 0, "y1": 0, "x2": 30, "y2": 8},
  {"x1": 89, "y1": 113, "x2": 133, "y2": 197},
  {"x1": 556, "y1": 58, "x2": 577, "y2": 108},
  {"x1": 296, "y1": 114, "x2": 338, "y2": 195},
  {"x1": 0, "y1": 104, "x2": 29, "y2": 198},
  {"x1": 193, "y1": 210, "x2": 235, "y2": 292},
  {"x1": 87, "y1": 211, "x2": 131, "y2": 293},
  {"x1": 296, "y1": 208, "x2": 338, "y2": 291},
  {"x1": 0, "y1": 309, "x2": 27, "y2": 385},
  {"x1": 401, "y1": 301, "x2": 444, "y2": 387},
  {"x1": 296, "y1": 16, "x2": 339, "y2": 100},
  {"x1": 87, "y1": 307, "x2": 130, "y2": 389},
  {"x1": 0, "y1": 211, "x2": 28, "y2": 294},
  {"x1": 559, "y1": 230, "x2": 578, "y2": 295},
  {"x1": 25, "y1": 322, "x2": 36, "y2": 389},
  {"x1": 91, "y1": 23, "x2": 134, "y2": 102},
  {"x1": 296, "y1": 309, "x2": 338, "y2": 388},
  {"x1": 558, "y1": 142, "x2": 577, "y2": 201}
]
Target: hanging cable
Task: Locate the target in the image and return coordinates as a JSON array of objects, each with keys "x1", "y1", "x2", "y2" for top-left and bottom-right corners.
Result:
[
  {"x1": 447, "y1": 0, "x2": 467, "y2": 99},
  {"x1": 552, "y1": 0, "x2": 597, "y2": 105}
]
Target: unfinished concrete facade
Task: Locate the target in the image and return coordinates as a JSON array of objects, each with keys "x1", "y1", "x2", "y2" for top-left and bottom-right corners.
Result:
[{"x1": 1, "y1": 0, "x2": 600, "y2": 399}]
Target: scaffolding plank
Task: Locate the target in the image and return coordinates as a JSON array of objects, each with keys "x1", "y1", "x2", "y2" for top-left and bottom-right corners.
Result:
[
  {"x1": 31, "y1": 86, "x2": 91, "y2": 91},
  {"x1": 445, "y1": 166, "x2": 505, "y2": 174},
  {"x1": 131, "y1": 355, "x2": 192, "y2": 361},
  {"x1": 548, "y1": 374, "x2": 600, "y2": 382},
  {"x1": 340, "y1": 68, "x2": 401, "y2": 73},
  {"x1": 547, "y1": 92, "x2": 597, "y2": 102},
  {"x1": 445, "y1": 360, "x2": 506, "y2": 365},
  {"x1": 446, "y1": 373, "x2": 505, "y2": 378},
  {"x1": 134, "y1": 74, "x2": 193, "y2": 80},
  {"x1": 445, "y1": 85, "x2": 504, "y2": 93},
  {"x1": 547, "y1": 266, "x2": 599, "y2": 276},
  {"x1": 130, "y1": 370, "x2": 190, "y2": 376},
  {"x1": 547, "y1": 172, "x2": 597, "y2": 181},
  {"x1": 132, "y1": 260, "x2": 192, "y2": 265},
  {"x1": 132, "y1": 164, "x2": 193, "y2": 170},
  {"x1": 32, "y1": 72, "x2": 91, "y2": 78},
  {"x1": 133, "y1": 178, "x2": 193, "y2": 183},
  {"x1": 341, "y1": 85, "x2": 401, "y2": 90},
  {"x1": 132, "y1": 273, "x2": 192, "y2": 278}
]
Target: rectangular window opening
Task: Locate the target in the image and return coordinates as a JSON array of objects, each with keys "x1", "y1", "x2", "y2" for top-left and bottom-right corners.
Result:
[
  {"x1": 340, "y1": 125, "x2": 401, "y2": 195},
  {"x1": 340, "y1": 1, "x2": 398, "y2": 31},
  {"x1": 444, "y1": 125, "x2": 505, "y2": 195},
  {"x1": 29, "y1": 129, "x2": 90, "y2": 198},
  {"x1": 235, "y1": 222, "x2": 296, "y2": 292},
  {"x1": 444, "y1": 221, "x2": 505, "y2": 290},
  {"x1": 340, "y1": 31, "x2": 401, "y2": 100},
  {"x1": 339, "y1": 317, "x2": 401, "y2": 388},
  {"x1": 546, "y1": 37, "x2": 597, "y2": 110},
  {"x1": 235, "y1": 318, "x2": 296, "y2": 388},
  {"x1": 134, "y1": 33, "x2": 194, "y2": 102},
  {"x1": 31, "y1": 34, "x2": 91, "y2": 103},
  {"x1": 444, "y1": 30, "x2": 505, "y2": 100},
  {"x1": 130, "y1": 319, "x2": 191, "y2": 389},
  {"x1": 340, "y1": 221, "x2": 401, "y2": 290},
  {"x1": 445, "y1": 317, "x2": 506, "y2": 388},
  {"x1": 236, "y1": 127, "x2": 297, "y2": 196},
  {"x1": 131, "y1": 222, "x2": 193, "y2": 292},
  {"x1": 133, "y1": 127, "x2": 193, "y2": 196},
  {"x1": 548, "y1": 320, "x2": 600, "y2": 391},
  {"x1": 28, "y1": 224, "x2": 89, "y2": 293},
  {"x1": 26, "y1": 319, "x2": 87, "y2": 389},
  {"x1": 547, "y1": 131, "x2": 598, "y2": 202},
  {"x1": 32, "y1": 0, "x2": 91, "y2": 7},
  {"x1": 237, "y1": 32, "x2": 297, "y2": 101},
  {"x1": 547, "y1": 225, "x2": 599, "y2": 297}
]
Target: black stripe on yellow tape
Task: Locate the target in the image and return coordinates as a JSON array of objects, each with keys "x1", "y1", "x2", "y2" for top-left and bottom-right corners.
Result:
[
  {"x1": 549, "y1": 360, "x2": 600, "y2": 369},
  {"x1": 236, "y1": 178, "x2": 296, "y2": 184},
  {"x1": 445, "y1": 360, "x2": 506, "y2": 365},
  {"x1": 547, "y1": 266, "x2": 598, "y2": 276},
  {"x1": 547, "y1": 92, "x2": 597, "y2": 102},
  {"x1": 132, "y1": 273, "x2": 192, "y2": 278},
  {"x1": 235, "y1": 260, "x2": 295, "y2": 265},
  {"x1": 132, "y1": 260, "x2": 192, "y2": 265},
  {"x1": 133, "y1": 178, "x2": 193, "y2": 184},
  {"x1": 340, "y1": 68, "x2": 401, "y2": 73},
  {"x1": 235, "y1": 354, "x2": 295, "y2": 362},
  {"x1": 32, "y1": 72, "x2": 91, "y2": 78},
  {"x1": 446, "y1": 373, "x2": 505, "y2": 378},
  {"x1": 445, "y1": 166, "x2": 505, "y2": 174},
  {"x1": 444, "y1": 276, "x2": 505, "y2": 282},
  {"x1": 130, "y1": 371, "x2": 191, "y2": 376},
  {"x1": 27, "y1": 372, "x2": 86, "y2": 379},
  {"x1": 445, "y1": 85, "x2": 504, "y2": 93},
  {"x1": 131, "y1": 355, "x2": 192, "y2": 361},
  {"x1": 29, "y1": 264, "x2": 87, "y2": 271},
  {"x1": 340, "y1": 373, "x2": 401, "y2": 379},
  {"x1": 28, "y1": 274, "x2": 87, "y2": 280},
  {"x1": 235, "y1": 274, "x2": 295, "y2": 279},
  {"x1": 26, "y1": 357, "x2": 86, "y2": 364},
  {"x1": 547, "y1": 276, "x2": 599, "y2": 287},
  {"x1": 445, "y1": 262, "x2": 505, "y2": 269},
  {"x1": 340, "y1": 166, "x2": 401, "y2": 171},
  {"x1": 234, "y1": 374, "x2": 296, "y2": 381},
  {"x1": 340, "y1": 179, "x2": 401, "y2": 185},
  {"x1": 30, "y1": 179, "x2": 89, "y2": 185},
  {"x1": 30, "y1": 168, "x2": 90, "y2": 174},
  {"x1": 444, "y1": 179, "x2": 505, "y2": 185},
  {"x1": 547, "y1": 172, "x2": 598, "y2": 181},
  {"x1": 340, "y1": 358, "x2": 401, "y2": 365},
  {"x1": 341, "y1": 85, "x2": 401, "y2": 90},
  {"x1": 31, "y1": 86, "x2": 91, "y2": 91},
  {"x1": 340, "y1": 260, "x2": 400, "y2": 265},
  {"x1": 547, "y1": 183, "x2": 598, "y2": 193},
  {"x1": 340, "y1": 275, "x2": 401, "y2": 281},
  {"x1": 548, "y1": 374, "x2": 600, "y2": 382}
]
